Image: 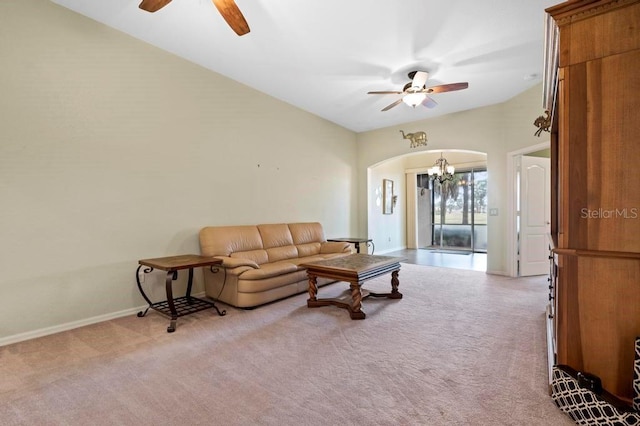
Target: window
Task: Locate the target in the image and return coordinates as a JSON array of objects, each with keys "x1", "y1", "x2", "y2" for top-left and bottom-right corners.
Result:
[{"x1": 418, "y1": 168, "x2": 487, "y2": 252}]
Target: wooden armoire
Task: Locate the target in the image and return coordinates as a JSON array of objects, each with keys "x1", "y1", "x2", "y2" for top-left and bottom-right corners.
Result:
[{"x1": 545, "y1": 0, "x2": 640, "y2": 405}]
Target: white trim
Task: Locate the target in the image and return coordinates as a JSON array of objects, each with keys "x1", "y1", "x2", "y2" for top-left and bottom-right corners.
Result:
[
  {"x1": 506, "y1": 141, "x2": 550, "y2": 277},
  {"x1": 406, "y1": 172, "x2": 418, "y2": 249},
  {"x1": 405, "y1": 160, "x2": 487, "y2": 175},
  {"x1": 0, "y1": 292, "x2": 207, "y2": 347},
  {"x1": 546, "y1": 303, "x2": 556, "y2": 385},
  {"x1": 376, "y1": 246, "x2": 407, "y2": 255}
]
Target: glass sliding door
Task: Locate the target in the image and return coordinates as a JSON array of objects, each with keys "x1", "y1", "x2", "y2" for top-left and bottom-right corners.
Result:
[
  {"x1": 472, "y1": 170, "x2": 487, "y2": 252},
  {"x1": 418, "y1": 168, "x2": 487, "y2": 252}
]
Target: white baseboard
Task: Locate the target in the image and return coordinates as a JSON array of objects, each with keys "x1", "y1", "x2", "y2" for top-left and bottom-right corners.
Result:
[
  {"x1": 486, "y1": 269, "x2": 508, "y2": 276},
  {"x1": 0, "y1": 292, "x2": 207, "y2": 347},
  {"x1": 376, "y1": 246, "x2": 406, "y2": 255}
]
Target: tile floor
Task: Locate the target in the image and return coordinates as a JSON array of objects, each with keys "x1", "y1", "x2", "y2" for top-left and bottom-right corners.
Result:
[{"x1": 384, "y1": 248, "x2": 487, "y2": 272}]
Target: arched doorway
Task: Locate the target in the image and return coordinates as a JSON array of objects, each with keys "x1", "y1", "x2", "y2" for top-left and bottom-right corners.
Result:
[{"x1": 368, "y1": 149, "x2": 487, "y2": 271}]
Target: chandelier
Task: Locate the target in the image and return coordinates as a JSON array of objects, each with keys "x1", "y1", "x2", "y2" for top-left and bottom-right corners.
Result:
[{"x1": 428, "y1": 153, "x2": 455, "y2": 183}]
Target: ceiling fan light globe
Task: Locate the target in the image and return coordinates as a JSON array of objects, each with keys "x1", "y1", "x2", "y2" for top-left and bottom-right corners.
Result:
[{"x1": 402, "y1": 92, "x2": 427, "y2": 108}]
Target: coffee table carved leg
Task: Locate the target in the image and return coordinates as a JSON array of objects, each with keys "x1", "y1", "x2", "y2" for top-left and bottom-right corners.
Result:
[
  {"x1": 349, "y1": 282, "x2": 366, "y2": 320},
  {"x1": 307, "y1": 274, "x2": 318, "y2": 303},
  {"x1": 389, "y1": 269, "x2": 403, "y2": 299}
]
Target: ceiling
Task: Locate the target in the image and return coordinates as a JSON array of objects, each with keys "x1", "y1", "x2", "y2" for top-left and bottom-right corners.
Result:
[{"x1": 50, "y1": 0, "x2": 558, "y2": 133}]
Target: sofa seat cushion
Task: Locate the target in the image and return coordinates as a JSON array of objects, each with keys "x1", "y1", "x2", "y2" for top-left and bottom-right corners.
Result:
[
  {"x1": 238, "y1": 261, "x2": 298, "y2": 280},
  {"x1": 321, "y1": 241, "x2": 352, "y2": 254},
  {"x1": 320, "y1": 252, "x2": 349, "y2": 260},
  {"x1": 237, "y1": 269, "x2": 308, "y2": 293},
  {"x1": 289, "y1": 255, "x2": 325, "y2": 269}
]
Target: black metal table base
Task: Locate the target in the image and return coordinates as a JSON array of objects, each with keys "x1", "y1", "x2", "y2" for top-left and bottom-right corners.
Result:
[
  {"x1": 136, "y1": 264, "x2": 225, "y2": 333},
  {"x1": 354, "y1": 241, "x2": 375, "y2": 254},
  {"x1": 137, "y1": 296, "x2": 226, "y2": 332}
]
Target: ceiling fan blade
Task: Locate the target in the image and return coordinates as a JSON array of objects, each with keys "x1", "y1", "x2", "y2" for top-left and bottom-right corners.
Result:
[
  {"x1": 139, "y1": 0, "x2": 172, "y2": 12},
  {"x1": 212, "y1": 0, "x2": 250, "y2": 36},
  {"x1": 411, "y1": 71, "x2": 428, "y2": 89},
  {"x1": 381, "y1": 99, "x2": 404, "y2": 112},
  {"x1": 422, "y1": 96, "x2": 438, "y2": 109},
  {"x1": 367, "y1": 91, "x2": 403, "y2": 95},
  {"x1": 427, "y1": 82, "x2": 469, "y2": 94}
]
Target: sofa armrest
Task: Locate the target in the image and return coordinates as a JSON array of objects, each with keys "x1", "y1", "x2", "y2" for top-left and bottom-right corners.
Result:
[
  {"x1": 320, "y1": 241, "x2": 351, "y2": 254},
  {"x1": 214, "y1": 256, "x2": 260, "y2": 269}
]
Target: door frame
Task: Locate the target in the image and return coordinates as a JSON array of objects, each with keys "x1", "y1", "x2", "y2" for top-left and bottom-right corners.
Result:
[
  {"x1": 406, "y1": 153, "x2": 487, "y2": 252},
  {"x1": 506, "y1": 141, "x2": 550, "y2": 277}
]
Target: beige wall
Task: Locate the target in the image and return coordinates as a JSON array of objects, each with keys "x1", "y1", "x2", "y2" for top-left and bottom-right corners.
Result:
[
  {"x1": 357, "y1": 85, "x2": 549, "y2": 274},
  {"x1": 0, "y1": 0, "x2": 357, "y2": 342},
  {"x1": 0, "y1": 0, "x2": 548, "y2": 343}
]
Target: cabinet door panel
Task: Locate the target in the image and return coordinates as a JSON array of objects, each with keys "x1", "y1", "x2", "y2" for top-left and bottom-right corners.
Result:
[
  {"x1": 563, "y1": 50, "x2": 640, "y2": 252},
  {"x1": 577, "y1": 256, "x2": 640, "y2": 400}
]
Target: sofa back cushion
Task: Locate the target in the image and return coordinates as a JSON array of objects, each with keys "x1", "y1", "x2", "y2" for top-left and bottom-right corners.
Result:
[
  {"x1": 289, "y1": 222, "x2": 326, "y2": 257},
  {"x1": 199, "y1": 222, "x2": 329, "y2": 265},
  {"x1": 230, "y1": 249, "x2": 269, "y2": 265},
  {"x1": 289, "y1": 222, "x2": 326, "y2": 245},
  {"x1": 296, "y1": 242, "x2": 322, "y2": 257},
  {"x1": 200, "y1": 225, "x2": 264, "y2": 255},
  {"x1": 258, "y1": 224, "x2": 298, "y2": 263}
]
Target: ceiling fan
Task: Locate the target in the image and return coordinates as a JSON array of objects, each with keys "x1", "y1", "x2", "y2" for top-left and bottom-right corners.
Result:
[
  {"x1": 138, "y1": 0, "x2": 250, "y2": 36},
  {"x1": 368, "y1": 71, "x2": 468, "y2": 112}
]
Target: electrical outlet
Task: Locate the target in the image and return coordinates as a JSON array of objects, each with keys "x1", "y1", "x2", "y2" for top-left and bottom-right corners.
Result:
[{"x1": 489, "y1": 208, "x2": 499, "y2": 216}]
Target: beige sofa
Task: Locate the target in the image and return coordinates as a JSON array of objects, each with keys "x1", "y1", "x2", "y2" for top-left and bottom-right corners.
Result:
[{"x1": 199, "y1": 222, "x2": 351, "y2": 308}]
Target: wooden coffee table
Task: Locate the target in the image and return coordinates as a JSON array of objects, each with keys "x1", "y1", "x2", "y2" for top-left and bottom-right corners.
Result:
[{"x1": 301, "y1": 254, "x2": 404, "y2": 319}]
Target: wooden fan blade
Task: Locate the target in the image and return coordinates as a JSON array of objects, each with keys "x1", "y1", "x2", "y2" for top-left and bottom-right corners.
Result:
[
  {"x1": 367, "y1": 91, "x2": 403, "y2": 95},
  {"x1": 139, "y1": 0, "x2": 172, "y2": 12},
  {"x1": 422, "y1": 96, "x2": 438, "y2": 109},
  {"x1": 212, "y1": 0, "x2": 250, "y2": 36},
  {"x1": 427, "y1": 82, "x2": 469, "y2": 94},
  {"x1": 382, "y1": 99, "x2": 403, "y2": 112},
  {"x1": 411, "y1": 71, "x2": 428, "y2": 89}
]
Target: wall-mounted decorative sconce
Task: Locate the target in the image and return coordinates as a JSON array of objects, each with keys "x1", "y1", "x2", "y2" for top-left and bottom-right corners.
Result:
[{"x1": 533, "y1": 110, "x2": 551, "y2": 137}]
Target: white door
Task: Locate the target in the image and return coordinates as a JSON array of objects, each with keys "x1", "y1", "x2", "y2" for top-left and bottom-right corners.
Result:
[{"x1": 519, "y1": 155, "x2": 551, "y2": 276}]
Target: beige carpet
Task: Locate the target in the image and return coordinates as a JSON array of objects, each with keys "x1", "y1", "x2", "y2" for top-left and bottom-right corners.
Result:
[{"x1": 0, "y1": 263, "x2": 574, "y2": 425}]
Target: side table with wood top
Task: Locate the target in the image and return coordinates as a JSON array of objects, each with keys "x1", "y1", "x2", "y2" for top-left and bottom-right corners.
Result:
[
  {"x1": 327, "y1": 237, "x2": 375, "y2": 254},
  {"x1": 136, "y1": 254, "x2": 226, "y2": 332}
]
